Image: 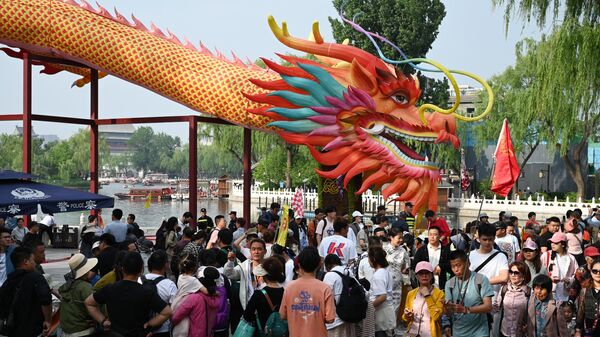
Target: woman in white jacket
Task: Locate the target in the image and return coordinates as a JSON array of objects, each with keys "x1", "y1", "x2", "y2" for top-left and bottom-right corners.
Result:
[{"x1": 223, "y1": 238, "x2": 267, "y2": 309}]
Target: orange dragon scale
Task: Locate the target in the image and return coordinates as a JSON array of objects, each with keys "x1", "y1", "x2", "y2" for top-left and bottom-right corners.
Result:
[{"x1": 0, "y1": 0, "x2": 491, "y2": 215}]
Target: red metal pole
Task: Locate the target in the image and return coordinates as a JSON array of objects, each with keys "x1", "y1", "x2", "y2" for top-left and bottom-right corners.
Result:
[
  {"x1": 22, "y1": 53, "x2": 32, "y2": 225},
  {"x1": 243, "y1": 128, "x2": 252, "y2": 222},
  {"x1": 188, "y1": 116, "x2": 198, "y2": 230},
  {"x1": 90, "y1": 69, "x2": 99, "y2": 195},
  {"x1": 22, "y1": 52, "x2": 32, "y2": 174}
]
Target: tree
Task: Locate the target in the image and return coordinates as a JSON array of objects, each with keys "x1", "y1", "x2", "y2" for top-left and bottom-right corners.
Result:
[
  {"x1": 475, "y1": 23, "x2": 600, "y2": 197},
  {"x1": 490, "y1": 0, "x2": 600, "y2": 198},
  {"x1": 128, "y1": 126, "x2": 181, "y2": 174}
]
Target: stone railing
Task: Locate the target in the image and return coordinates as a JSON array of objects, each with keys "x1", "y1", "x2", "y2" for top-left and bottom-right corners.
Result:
[
  {"x1": 449, "y1": 194, "x2": 598, "y2": 224},
  {"x1": 229, "y1": 180, "x2": 406, "y2": 214}
]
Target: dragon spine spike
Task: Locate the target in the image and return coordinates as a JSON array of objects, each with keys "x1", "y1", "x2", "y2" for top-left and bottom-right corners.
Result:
[
  {"x1": 130, "y1": 14, "x2": 148, "y2": 30},
  {"x1": 311, "y1": 21, "x2": 324, "y2": 44}
]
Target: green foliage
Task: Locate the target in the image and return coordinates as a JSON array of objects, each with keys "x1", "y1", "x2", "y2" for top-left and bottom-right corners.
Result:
[
  {"x1": 128, "y1": 126, "x2": 181, "y2": 174},
  {"x1": 0, "y1": 129, "x2": 109, "y2": 184},
  {"x1": 329, "y1": 0, "x2": 446, "y2": 59},
  {"x1": 492, "y1": 0, "x2": 599, "y2": 28},
  {"x1": 476, "y1": 18, "x2": 600, "y2": 196}
]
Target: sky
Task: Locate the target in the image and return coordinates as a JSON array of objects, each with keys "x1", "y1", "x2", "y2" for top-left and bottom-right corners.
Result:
[{"x1": 0, "y1": 0, "x2": 543, "y2": 141}]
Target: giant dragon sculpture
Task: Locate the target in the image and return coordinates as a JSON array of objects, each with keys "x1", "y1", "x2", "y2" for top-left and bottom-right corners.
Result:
[{"x1": 0, "y1": 0, "x2": 492, "y2": 216}]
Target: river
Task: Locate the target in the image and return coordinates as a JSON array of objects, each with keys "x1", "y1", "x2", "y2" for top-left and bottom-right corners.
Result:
[{"x1": 42, "y1": 183, "x2": 250, "y2": 230}]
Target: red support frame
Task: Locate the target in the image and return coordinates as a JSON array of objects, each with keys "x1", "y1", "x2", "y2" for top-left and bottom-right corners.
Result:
[
  {"x1": 6, "y1": 54, "x2": 252, "y2": 224},
  {"x1": 243, "y1": 128, "x2": 252, "y2": 221},
  {"x1": 188, "y1": 116, "x2": 198, "y2": 229},
  {"x1": 90, "y1": 69, "x2": 99, "y2": 194},
  {"x1": 22, "y1": 52, "x2": 32, "y2": 174}
]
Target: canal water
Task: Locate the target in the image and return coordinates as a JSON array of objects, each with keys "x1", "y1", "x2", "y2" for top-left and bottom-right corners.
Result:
[{"x1": 44, "y1": 183, "x2": 250, "y2": 230}]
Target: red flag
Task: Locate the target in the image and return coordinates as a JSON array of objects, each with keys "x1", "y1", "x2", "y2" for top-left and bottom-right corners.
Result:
[
  {"x1": 491, "y1": 119, "x2": 520, "y2": 197},
  {"x1": 460, "y1": 148, "x2": 471, "y2": 191}
]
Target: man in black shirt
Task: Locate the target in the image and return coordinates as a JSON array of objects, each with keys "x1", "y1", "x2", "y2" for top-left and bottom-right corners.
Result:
[
  {"x1": 0, "y1": 246, "x2": 52, "y2": 337},
  {"x1": 96, "y1": 233, "x2": 118, "y2": 277},
  {"x1": 197, "y1": 208, "x2": 214, "y2": 231},
  {"x1": 85, "y1": 251, "x2": 172, "y2": 337}
]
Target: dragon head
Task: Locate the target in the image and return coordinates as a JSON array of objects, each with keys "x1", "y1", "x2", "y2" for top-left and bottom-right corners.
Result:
[{"x1": 246, "y1": 17, "x2": 486, "y2": 214}]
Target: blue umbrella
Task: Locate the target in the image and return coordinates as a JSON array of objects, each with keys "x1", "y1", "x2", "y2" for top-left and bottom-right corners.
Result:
[
  {"x1": 0, "y1": 179, "x2": 114, "y2": 217},
  {"x1": 0, "y1": 170, "x2": 40, "y2": 180}
]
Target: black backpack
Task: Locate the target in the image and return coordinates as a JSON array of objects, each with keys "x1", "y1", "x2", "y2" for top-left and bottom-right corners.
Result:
[
  {"x1": 331, "y1": 271, "x2": 368, "y2": 323},
  {"x1": 141, "y1": 275, "x2": 167, "y2": 295}
]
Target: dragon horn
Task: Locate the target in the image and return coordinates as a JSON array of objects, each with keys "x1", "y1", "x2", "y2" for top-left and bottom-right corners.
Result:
[{"x1": 267, "y1": 16, "x2": 387, "y2": 71}]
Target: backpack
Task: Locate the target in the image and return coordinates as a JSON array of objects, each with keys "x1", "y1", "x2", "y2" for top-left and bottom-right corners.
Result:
[
  {"x1": 141, "y1": 275, "x2": 167, "y2": 295},
  {"x1": 332, "y1": 271, "x2": 368, "y2": 323},
  {"x1": 258, "y1": 289, "x2": 288, "y2": 337},
  {"x1": 212, "y1": 277, "x2": 230, "y2": 331},
  {"x1": 446, "y1": 273, "x2": 485, "y2": 303},
  {"x1": 0, "y1": 280, "x2": 23, "y2": 336},
  {"x1": 155, "y1": 229, "x2": 166, "y2": 251}
]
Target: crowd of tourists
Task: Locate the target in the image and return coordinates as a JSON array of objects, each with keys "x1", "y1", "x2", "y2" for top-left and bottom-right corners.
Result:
[{"x1": 0, "y1": 203, "x2": 600, "y2": 337}]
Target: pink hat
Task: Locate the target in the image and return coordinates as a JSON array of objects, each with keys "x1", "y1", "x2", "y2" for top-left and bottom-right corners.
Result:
[
  {"x1": 523, "y1": 238, "x2": 538, "y2": 250},
  {"x1": 584, "y1": 246, "x2": 600, "y2": 258},
  {"x1": 549, "y1": 232, "x2": 567, "y2": 243},
  {"x1": 415, "y1": 261, "x2": 434, "y2": 274}
]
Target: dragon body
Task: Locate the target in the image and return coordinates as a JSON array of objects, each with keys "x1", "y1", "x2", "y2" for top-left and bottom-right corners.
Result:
[{"x1": 0, "y1": 0, "x2": 490, "y2": 214}]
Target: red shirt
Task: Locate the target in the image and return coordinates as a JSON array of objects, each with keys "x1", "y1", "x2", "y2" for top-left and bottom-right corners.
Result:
[{"x1": 428, "y1": 217, "x2": 451, "y2": 246}]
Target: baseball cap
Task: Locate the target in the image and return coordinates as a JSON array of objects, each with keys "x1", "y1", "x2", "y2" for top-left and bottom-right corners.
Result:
[
  {"x1": 584, "y1": 246, "x2": 600, "y2": 258},
  {"x1": 479, "y1": 212, "x2": 489, "y2": 219},
  {"x1": 92, "y1": 241, "x2": 101, "y2": 250},
  {"x1": 415, "y1": 261, "x2": 434, "y2": 274},
  {"x1": 200, "y1": 208, "x2": 207, "y2": 213},
  {"x1": 377, "y1": 205, "x2": 386, "y2": 211},
  {"x1": 351, "y1": 211, "x2": 363, "y2": 217},
  {"x1": 294, "y1": 214, "x2": 303, "y2": 220},
  {"x1": 549, "y1": 232, "x2": 568, "y2": 243}
]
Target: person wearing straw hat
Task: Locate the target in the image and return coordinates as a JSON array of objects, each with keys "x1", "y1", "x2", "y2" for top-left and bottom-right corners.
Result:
[{"x1": 58, "y1": 253, "x2": 98, "y2": 337}]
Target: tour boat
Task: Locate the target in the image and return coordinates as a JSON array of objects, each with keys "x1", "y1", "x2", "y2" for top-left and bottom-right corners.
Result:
[{"x1": 114, "y1": 187, "x2": 173, "y2": 201}]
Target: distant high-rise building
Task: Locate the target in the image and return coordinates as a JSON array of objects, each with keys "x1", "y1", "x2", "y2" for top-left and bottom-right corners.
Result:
[{"x1": 13, "y1": 125, "x2": 59, "y2": 145}]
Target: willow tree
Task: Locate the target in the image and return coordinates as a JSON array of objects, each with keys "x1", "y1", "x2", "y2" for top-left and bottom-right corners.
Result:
[{"x1": 489, "y1": 0, "x2": 600, "y2": 198}]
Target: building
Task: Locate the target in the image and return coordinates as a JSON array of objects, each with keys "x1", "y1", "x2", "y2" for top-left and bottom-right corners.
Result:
[
  {"x1": 13, "y1": 126, "x2": 59, "y2": 145},
  {"x1": 99, "y1": 124, "x2": 135, "y2": 155}
]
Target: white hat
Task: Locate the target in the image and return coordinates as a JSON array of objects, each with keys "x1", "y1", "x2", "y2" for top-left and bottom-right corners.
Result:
[
  {"x1": 92, "y1": 241, "x2": 101, "y2": 250},
  {"x1": 68, "y1": 253, "x2": 98, "y2": 279},
  {"x1": 352, "y1": 211, "x2": 363, "y2": 217},
  {"x1": 294, "y1": 214, "x2": 303, "y2": 220}
]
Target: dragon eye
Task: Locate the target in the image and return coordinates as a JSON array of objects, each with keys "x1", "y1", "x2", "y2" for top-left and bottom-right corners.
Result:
[{"x1": 391, "y1": 93, "x2": 408, "y2": 105}]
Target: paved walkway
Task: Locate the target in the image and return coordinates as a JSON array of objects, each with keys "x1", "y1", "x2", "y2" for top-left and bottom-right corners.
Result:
[{"x1": 42, "y1": 248, "x2": 78, "y2": 288}]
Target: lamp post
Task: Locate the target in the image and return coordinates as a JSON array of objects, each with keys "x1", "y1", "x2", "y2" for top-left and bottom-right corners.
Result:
[{"x1": 538, "y1": 165, "x2": 551, "y2": 192}]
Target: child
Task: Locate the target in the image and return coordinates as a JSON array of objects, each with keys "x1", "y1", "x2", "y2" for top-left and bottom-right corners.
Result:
[
  {"x1": 526, "y1": 274, "x2": 569, "y2": 337},
  {"x1": 561, "y1": 301, "x2": 576, "y2": 337}
]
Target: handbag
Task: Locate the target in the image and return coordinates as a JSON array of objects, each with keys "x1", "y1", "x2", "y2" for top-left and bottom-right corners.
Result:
[{"x1": 232, "y1": 319, "x2": 256, "y2": 337}]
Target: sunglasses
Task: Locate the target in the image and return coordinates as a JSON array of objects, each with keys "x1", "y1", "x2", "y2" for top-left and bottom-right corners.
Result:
[
  {"x1": 509, "y1": 270, "x2": 521, "y2": 275},
  {"x1": 591, "y1": 269, "x2": 600, "y2": 275}
]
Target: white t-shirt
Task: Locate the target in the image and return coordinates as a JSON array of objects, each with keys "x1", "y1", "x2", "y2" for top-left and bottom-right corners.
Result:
[
  {"x1": 370, "y1": 268, "x2": 393, "y2": 304},
  {"x1": 318, "y1": 234, "x2": 357, "y2": 266},
  {"x1": 323, "y1": 265, "x2": 347, "y2": 330},
  {"x1": 495, "y1": 234, "x2": 521, "y2": 264},
  {"x1": 469, "y1": 249, "x2": 509, "y2": 303},
  {"x1": 283, "y1": 259, "x2": 294, "y2": 288},
  {"x1": 358, "y1": 252, "x2": 375, "y2": 281},
  {"x1": 141, "y1": 273, "x2": 178, "y2": 333},
  {"x1": 40, "y1": 215, "x2": 55, "y2": 227},
  {"x1": 347, "y1": 227, "x2": 357, "y2": 246},
  {"x1": 316, "y1": 218, "x2": 335, "y2": 240}
]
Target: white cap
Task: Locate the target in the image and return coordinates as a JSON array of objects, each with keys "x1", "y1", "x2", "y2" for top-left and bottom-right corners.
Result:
[{"x1": 352, "y1": 211, "x2": 363, "y2": 217}]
